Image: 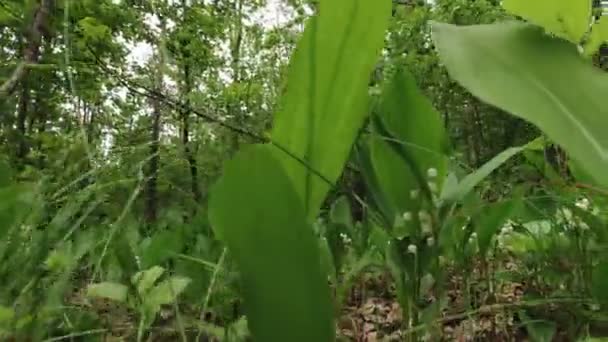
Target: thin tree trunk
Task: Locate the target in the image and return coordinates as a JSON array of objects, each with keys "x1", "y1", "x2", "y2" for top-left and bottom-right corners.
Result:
[
  {"x1": 231, "y1": 0, "x2": 243, "y2": 83},
  {"x1": 464, "y1": 101, "x2": 479, "y2": 167},
  {"x1": 230, "y1": 0, "x2": 244, "y2": 152},
  {"x1": 17, "y1": 80, "x2": 30, "y2": 162},
  {"x1": 145, "y1": 7, "x2": 168, "y2": 225},
  {"x1": 181, "y1": 64, "x2": 202, "y2": 203},
  {"x1": 145, "y1": 76, "x2": 162, "y2": 225},
  {"x1": 35, "y1": 91, "x2": 47, "y2": 168},
  {"x1": 87, "y1": 104, "x2": 97, "y2": 142},
  {"x1": 180, "y1": 0, "x2": 202, "y2": 204},
  {"x1": 472, "y1": 102, "x2": 485, "y2": 162}
]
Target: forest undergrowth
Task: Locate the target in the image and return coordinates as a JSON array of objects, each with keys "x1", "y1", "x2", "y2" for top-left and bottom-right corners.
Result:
[{"x1": 1, "y1": 0, "x2": 608, "y2": 341}]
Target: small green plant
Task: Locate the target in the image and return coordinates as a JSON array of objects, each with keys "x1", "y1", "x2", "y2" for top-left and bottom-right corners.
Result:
[{"x1": 87, "y1": 265, "x2": 191, "y2": 340}]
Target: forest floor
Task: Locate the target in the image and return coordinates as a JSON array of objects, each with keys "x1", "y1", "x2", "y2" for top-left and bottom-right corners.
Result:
[
  {"x1": 336, "y1": 255, "x2": 595, "y2": 342},
  {"x1": 67, "y1": 256, "x2": 595, "y2": 341}
]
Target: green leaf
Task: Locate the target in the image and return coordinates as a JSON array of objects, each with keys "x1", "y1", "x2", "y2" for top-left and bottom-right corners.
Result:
[
  {"x1": 318, "y1": 237, "x2": 336, "y2": 284},
  {"x1": 503, "y1": 0, "x2": 591, "y2": 43},
  {"x1": 145, "y1": 276, "x2": 191, "y2": 307},
  {"x1": 86, "y1": 282, "x2": 128, "y2": 303},
  {"x1": 473, "y1": 198, "x2": 521, "y2": 256},
  {"x1": 519, "y1": 310, "x2": 557, "y2": 342},
  {"x1": 0, "y1": 306, "x2": 13, "y2": 323},
  {"x1": 330, "y1": 196, "x2": 353, "y2": 228},
  {"x1": 132, "y1": 266, "x2": 166, "y2": 296},
  {"x1": 140, "y1": 229, "x2": 183, "y2": 269},
  {"x1": 356, "y1": 142, "x2": 393, "y2": 225},
  {"x1": 209, "y1": 145, "x2": 334, "y2": 342},
  {"x1": 432, "y1": 21, "x2": 608, "y2": 189},
  {"x1": 584, "y1": 17, "x2": 608, "y2": 56},
  {"x1": 366, "y1": 68, "x2": 448, "y2": 222},
  {"x1": 0, "y1": 159, "x2": 12, "y2": 188},
  {"x1": 593, "y1": 262, "x2": 608, "y2": 304},
  {"x1": 441, "y1": 145, "x2": 526, "y2": 204},
  {"x1": 271, "y1": 0, "x2": 391, "y2": 219}
]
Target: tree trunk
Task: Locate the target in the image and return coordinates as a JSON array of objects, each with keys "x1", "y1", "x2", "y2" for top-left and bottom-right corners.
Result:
[
  {"x1": 229, "y1": 0, "x2": 244, "y2": 152},
  {"x1": 472, "y1": 102, "x2": 485, "y2": 163},
  {"x1": 182, "y1": 63, "x2": 202, "y2": 203},
  {"x1": 17, "y1": 80, "x2": 30, "y2": 163},
  {"x1": 180, "y1": 0, "x2": 202, "y2": 204},
  {"x1": 145, "y1": 76, "x2": 162, "y2": 225}
]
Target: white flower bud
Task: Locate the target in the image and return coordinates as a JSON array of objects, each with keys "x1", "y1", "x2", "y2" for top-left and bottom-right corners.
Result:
[
  {"x1": 407, "y1": 244, "x2": 417, "y2": 254},
  {"x1": 438, "y1": 255, "x2": 447, "y2": 266},
  {"x1": 422, "y1": 222, "x2": 433, "y2": 235},
  {"x1": 426, "y1": 237, "x2": 435, "y2": 247},
  {"x1": 402, "y1": 211, "x2": 412, "y2": 221},
  {"x1": 427, "y1": 168, "x2": 438, "y2": 178},
  {"x1": 418, "y1": 210, "x2": 431, "y2": 223},
  {"x1": 576, "y1": 198, "x2": 590, "y2": 210}
]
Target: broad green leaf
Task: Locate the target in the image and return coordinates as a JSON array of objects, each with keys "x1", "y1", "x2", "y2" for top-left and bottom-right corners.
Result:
[
  {"x1": 86, "y1": 282, "x2": 128, "y2": 303},
  {"x1": 318, "y1": 237, "x2": 336, "y2": 284},
  {"x1": 368, "y1": 222, "x2": 391, "y2": 251},
  {"x1": 441, "y1": 145, "x2": 525, "y2": 204},
  {"x1": 0, "y1": 306, "x2": 13, "y2": 323},
  {"x1": 330, "y1": 196, "x2": 353, "y2": 228},
  {"x1": 356, "y1": 142, "x2": 393, "y2": 225},
  {"x1": 209, "y1": 145, "x2": 334, "y2": 342},
  {"x1": 145, "y1": 276, "x2": 191, "y2": 307},
  {"x1": 271, "y1": 0, "x2": 391, "y2": 219},
  {"x1": 140, "y1": 229, "x2": 183, "y2": 268},
  {"x1": 439, "y1": 173, "x2": 458, "y2": 199},
  {"x1": 0, "y1": 159, "x2": 12, "y2": 188},
  {"x1": 473, "y1": 198, "x2": 521, "y2": 256},
  {"x1": 593, "y1": 262, "x2": 608, "y2": 304},
  {"x1": 432, "y1": 21, "x2": 608, "y2": 188},
  {"x1": 584, "y1": 17, "x2": 608, "y2": 56},
  {"x1": 366, "y1": 68, "x2": 448, "y2": 225},
  {"x1": 503, "y1": 0, "x2": 591, "y2": 43},
  {"x1": 131, "y1": 266, "x2": 165, "y2": 296}
]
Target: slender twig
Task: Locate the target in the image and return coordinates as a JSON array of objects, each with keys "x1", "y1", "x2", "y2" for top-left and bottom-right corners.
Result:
[
  {"x1": 401, "y1": 297, "x2": 593, "y2": 336},
  {"x1": 197, "y1": 247, "x2": 228, "y2": 340},
  {"x1": 88, "y1": 47, "x2": 336, "y2": 187},
  {"x1": 43, "y1": 328, "x2": 108, "y2": 342}
]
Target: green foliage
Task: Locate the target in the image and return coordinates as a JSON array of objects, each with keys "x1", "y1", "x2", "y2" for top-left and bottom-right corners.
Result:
[
  {"x1": 366, "y1": 68, "x2": 448, "y2": 230},
  {"x1": 88, "y1": 266, "x2": 192, "y2": 329},
  {"x1": 502, "y1": 0, "x2": 591, "y2": 43},
  {"x1": 473, "y1": 197, "x2": 521, "y2": 256},
  {"x1": 209, "y1": 145, "x2": 334, "y2": 342},
  {"x1": 87, "y1": 282, "x2": 129, "y2": 302},
  {"x1": 441, "y1": 144, "x2": 527, "y2": 204},
  {"x1": 585, "y1": 17, "x2": 608, "y2": 55},
  {"x1": 432, "y1": 21, "x2": 608, "y2": 188},
  {"x1": 593, "y1": 262, "x2": 608, "y2": 304},
  {"x1": 271, "y1": 0, "x2": 391, "y2": 218},
  {"x1": 1, "y1": 0, "x2": 608, "y2": 340},
  {"x1": 519, "y1": 310, "x2": 557, "y2": 342}
]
